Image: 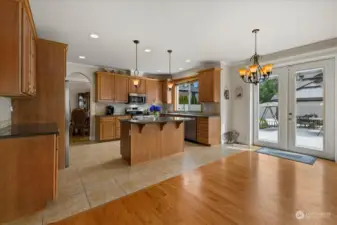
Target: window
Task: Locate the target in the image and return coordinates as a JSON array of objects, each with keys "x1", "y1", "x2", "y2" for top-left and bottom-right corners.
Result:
[{"x1": 176, "y1": 81, "x2": 201, "y2": 112}]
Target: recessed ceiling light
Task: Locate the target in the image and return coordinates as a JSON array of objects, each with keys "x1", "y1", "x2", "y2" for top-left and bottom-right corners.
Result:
[
  {"x1": 144, "y1": 49, "x2": 152, "y2": 53},
  {"x1": 157, "y1": 70, "x2": 161, "y2": 72},
  {"x1": 179, "y1": 68, "x2": 184, "y2": 71},
  {"x1": 89, "y1": 33, "x2": 99, "y2": 39},
  {"x1": 79, "y1": 56, "x2": 86, "y2": 59},
  {"x1": 185, "y1": 59, "x2": 191, "y2": 63}
]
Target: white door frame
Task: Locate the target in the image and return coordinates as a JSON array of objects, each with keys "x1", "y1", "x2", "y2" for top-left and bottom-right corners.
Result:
[
  {"x1": 288, "y1": 59, "x2": 335, "y2": 160},
  {"x1": 253, "y1": 58, "x2": 335, "y2": 160}
]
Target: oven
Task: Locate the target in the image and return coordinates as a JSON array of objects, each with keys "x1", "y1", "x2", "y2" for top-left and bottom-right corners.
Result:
[{"x1": 127, "y1": 93, "x2": 146, "y2": 105}]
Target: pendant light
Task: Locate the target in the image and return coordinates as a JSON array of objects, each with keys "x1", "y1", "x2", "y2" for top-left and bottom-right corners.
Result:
[
  {"x1": 238, "y1": 29, "x2": 273, "y2": 85},
  {"x1": 132, "y1": 40, "x2": 140, "y2": 88},
  {"x1": 167, "y1": 50, "x2": 174, "y2": 91}
]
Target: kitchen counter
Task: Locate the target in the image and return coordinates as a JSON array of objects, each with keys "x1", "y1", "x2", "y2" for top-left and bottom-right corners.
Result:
[
  {"x1": 95, "y1": 114, "x2": 129, "y2": 117},
  {"x1": 120, "y1": 116, "x2": 193, "y2": 125},
  {"x1": 163, "y1": 112, "x2": 220, "y2": 117},
  {"x1": 0, "y1": 123, "x2": 59, "y2": 139}
]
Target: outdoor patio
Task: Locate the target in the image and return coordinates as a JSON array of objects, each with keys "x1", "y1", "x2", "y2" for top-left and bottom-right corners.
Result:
[{"x1": 259, "y1": 127, "x2": 323, "y2": 150}]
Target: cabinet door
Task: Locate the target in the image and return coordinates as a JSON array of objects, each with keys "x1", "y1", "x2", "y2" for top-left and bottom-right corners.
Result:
[
  {"x1": 100, "y1": 121, "x2": 115, "y2": 140},
  {"x1": 137, "y1": 79, "x2": 146, "y2": 94},
  {"x1": 156, "y1": 81, "x2": 163, "y2": 103},
  {"x1": 161, "y1": 81, "x2": 172, "y2": 104},
  {"x1": 22, "y1": 7, "x2": 32, "y2": 95},
  {"x1": 97, "y1": 74, "x2": 114, "y2": 101},
  {"x1": 198, "y1": 71, "x2": 213, "y2": 102},
  {"x1": 146, "y1": 80, "x2": 157, "y2": 104},
  {"x1": 114, "y1": 75, "x2": 128, "y2": 103}
]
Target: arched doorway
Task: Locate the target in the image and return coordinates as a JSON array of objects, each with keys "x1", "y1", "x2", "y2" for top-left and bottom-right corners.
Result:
[{"x1": 65, "y1": 72, "x2": 94, "y2": 145}]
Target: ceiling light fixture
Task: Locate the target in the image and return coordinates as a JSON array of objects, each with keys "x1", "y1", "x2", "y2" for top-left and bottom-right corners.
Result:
[
  {"x1": 79, "y1": 56, "x2": 86, "y2": 59},
  {"x1": 238, "y1": 29, "x2": 273, "y2": 85},
  {"x1": 89, "y1": 33, "x2": 99, "y2": 39},
  {"x1": 144, "y1": 49, "x2": 152, "y2": 53},
  {"x1": 132, "y1": 40, "x2": 140, "y2": 88},
  {"x1": 167, "y1": 50, "x2": 174, "y2": 91},
  {"x1": 179, "y1": 68, "x2": 183, "y2": 71},
  {"x1": 157, "y1": 70, "x2": 161, "y2": 72},
  {"x1": 185, "y1": 59, "x2": 191, "y2": 63}
]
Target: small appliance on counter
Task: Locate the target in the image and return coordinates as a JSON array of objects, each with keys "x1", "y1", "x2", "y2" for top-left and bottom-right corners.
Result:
[
  {"x1": 106, "y1": 105, "x2": 115, "y2": 115},
  {"x1": 125, "y1": 106, "x2": 145, "y2": 117}
]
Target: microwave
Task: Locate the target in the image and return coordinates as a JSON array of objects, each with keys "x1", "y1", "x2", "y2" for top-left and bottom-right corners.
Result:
[{"x1": 128, "y1": 93, "x2": 146, "y2": 105}]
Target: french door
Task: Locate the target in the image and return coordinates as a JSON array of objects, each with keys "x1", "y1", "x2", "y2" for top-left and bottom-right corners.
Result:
[{"x1": 254, "y1": 59, "x2": 335, "y2": 160}]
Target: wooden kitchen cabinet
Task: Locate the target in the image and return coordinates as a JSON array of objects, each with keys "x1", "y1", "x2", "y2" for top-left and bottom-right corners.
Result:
[
  {"x1": 96, "y1": 72, "x2": 115, "y2": 101},
  {"x1": 114, "y1": 75, "x2": 129, "y2": 103},
  {"x1": 161, "y1": 80, "x2": 172, "y2": 104},
  {"x1": 129, "y1": 78, "x2": 146, "y2": 94},
  {"x1": 198, "y1": 68, "x2": 221, "y2": 103},
  {"x1": 100, "y1": 118, "x2": 116, "y2": 140},
  {"x1": 115, "y1": 116, "x2": 130, "y2": 139},
  {"x1": 0, "y1": 0, "x2": 37, "y2": 97},
  {"x1": 197, "y1": 117, "x2": 221, "y2": 145},
  {"x1": 0, "y1": 134, "x2": 58, "y2": 223},
  {"x1": 12, "y1": 39, "x2": 68, "y2": 169},
  {"x1": 146, "y1": 79, "x2": 157, "y2": 104},
  {"x1": 96, "y1": 115, "x2": 131, "y2": 141}
]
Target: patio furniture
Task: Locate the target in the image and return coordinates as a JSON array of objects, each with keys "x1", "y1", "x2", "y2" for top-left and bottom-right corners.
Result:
[{"x1": 309, "y1": 117, "x2": 323, "y2": 136}]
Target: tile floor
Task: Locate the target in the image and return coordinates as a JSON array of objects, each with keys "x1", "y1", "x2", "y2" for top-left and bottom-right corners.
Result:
[{"x1": 3, "y1": 141, "x2": 256, "y2": 225}]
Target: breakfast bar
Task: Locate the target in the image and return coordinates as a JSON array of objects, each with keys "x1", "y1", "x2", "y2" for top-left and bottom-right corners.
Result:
[{"x1": 120, "y1": 117, "x2": 192, "y2": 165}]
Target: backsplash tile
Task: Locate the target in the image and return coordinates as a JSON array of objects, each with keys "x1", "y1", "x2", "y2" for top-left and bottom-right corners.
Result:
[{"x1": 0, "y1": 97, "x2": 11, "y2": 128}]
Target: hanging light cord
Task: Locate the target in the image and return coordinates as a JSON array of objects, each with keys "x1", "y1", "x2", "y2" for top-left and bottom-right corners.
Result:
[
  {"x1": 168, "y1": 50, "x2": 172, "y2": 79},
  {"x1": 134, "y1": 40, "x2": 139, "y2": 76}
]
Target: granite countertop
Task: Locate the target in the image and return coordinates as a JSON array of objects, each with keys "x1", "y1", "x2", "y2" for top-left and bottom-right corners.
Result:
[
  {"x1": 95, "y1": 114, "x2": 129, "y2": 117},
  {"x1": 0, "y1": 123, "x2": 59, "y2": 139},
  {"x1": 120, "y1": 116, "x2": 193, "y2": 125},
  {"x1": 163, "y1": 112, "x2": 220, "y2": 117}
]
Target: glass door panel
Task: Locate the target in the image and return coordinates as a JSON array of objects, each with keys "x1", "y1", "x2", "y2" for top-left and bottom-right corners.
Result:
[
  {"x1": 258, "y1": 75, "x2": 279, "y2": 143},
  {"x1": 288, "y1": 59, "x2": 335, "y2": 160}
]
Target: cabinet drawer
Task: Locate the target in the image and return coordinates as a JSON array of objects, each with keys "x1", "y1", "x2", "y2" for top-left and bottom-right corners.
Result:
[{"x1": 100, "y1": 117, "x2": 115, "y2": 122}]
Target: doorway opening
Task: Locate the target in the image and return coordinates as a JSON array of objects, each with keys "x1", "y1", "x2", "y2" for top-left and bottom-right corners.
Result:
[{"x1": 66, "y1": 73, "x2": 92, "y2": 146}]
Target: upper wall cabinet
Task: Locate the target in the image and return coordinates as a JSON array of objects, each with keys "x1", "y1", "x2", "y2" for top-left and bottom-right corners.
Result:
[
  {"x1": 198, "y1": 68, "x2": 221, "y2": 103},
  {"x1": 96, "y1": 72, "x2": 115, "y2": 102},
  {"x1": 114, "y1": 75, "x2": 129, "y2": 103},
  {"x1": 0, "y1": 0, "x2": 37, "y2": 97},
  {"x1": 161, "y1": 80, "x2": 172, "y2": 104},
  {"x1": 129, "y1": 78, "x2": 146, "y2": 94},
  {"x1": 146, "y1": 80, "x2": 162, "y2": 104},
  {"x1": 96, "y1": 72, "x2": 129, "y2": 103}
]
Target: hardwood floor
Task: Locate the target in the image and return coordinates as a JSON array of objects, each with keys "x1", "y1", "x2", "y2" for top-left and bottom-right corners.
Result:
[{"x1": 50, "y1": 151, "x2": 337, "y2": 225}]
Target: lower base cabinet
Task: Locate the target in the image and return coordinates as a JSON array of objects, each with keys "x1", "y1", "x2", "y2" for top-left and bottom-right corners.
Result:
[
  {"x1": 197, "y1": 117, "x2": 221, "y2": 145},
  {"x1": 0, "y1": 134, "x2": 58, "y2": 223},
  {"x1": 96, "y1": 115, "x2": 131, "y2": 141}
]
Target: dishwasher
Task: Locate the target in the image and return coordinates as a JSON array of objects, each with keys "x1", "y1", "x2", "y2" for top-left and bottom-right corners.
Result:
[{"x1": 184, "y1": 117, "x2": 197, "y2": 142}]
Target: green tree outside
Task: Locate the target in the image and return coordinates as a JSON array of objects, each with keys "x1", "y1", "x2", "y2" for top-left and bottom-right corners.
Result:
[{"x1": 259, "y1": 79, "x2": 278, "y2": 104}]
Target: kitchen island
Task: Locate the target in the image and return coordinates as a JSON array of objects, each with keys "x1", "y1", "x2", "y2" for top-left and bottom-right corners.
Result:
[{"x1": 120, "y1": 117, "x2": 192, "y2": 165}]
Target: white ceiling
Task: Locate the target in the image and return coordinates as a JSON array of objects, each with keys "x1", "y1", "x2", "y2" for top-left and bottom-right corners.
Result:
[{"x1": 30, "y1": 0, "x2": 337, "y2": 74}]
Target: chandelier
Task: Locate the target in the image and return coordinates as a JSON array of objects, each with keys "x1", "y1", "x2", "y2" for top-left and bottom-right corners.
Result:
[{"x1": 238, "y1": 29, "x2": 273, "y2": 85}]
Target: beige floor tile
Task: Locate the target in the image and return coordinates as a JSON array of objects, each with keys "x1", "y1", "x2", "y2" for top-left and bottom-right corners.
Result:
[
  {"x1": 42, "y1": 192, "x2": 90, "y2": 224},
  {"x1": 2, "y1": 211, "x2": 43, "y2": 225},
  {"x1": 85, "y1": 180, "x2": 126, "y2": 208}
]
